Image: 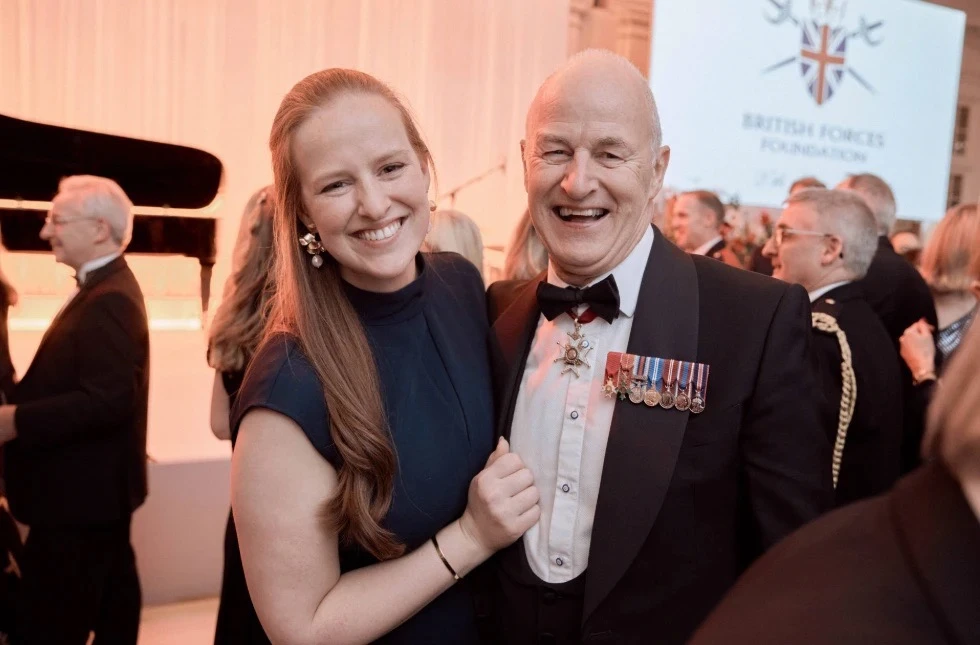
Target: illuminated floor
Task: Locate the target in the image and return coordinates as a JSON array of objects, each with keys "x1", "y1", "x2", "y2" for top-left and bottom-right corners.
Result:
[{"x1": 139, "y1": 597, "x2": 219, "y2": 645}]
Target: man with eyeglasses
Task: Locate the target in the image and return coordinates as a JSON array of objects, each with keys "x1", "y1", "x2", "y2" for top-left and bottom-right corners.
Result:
[
  {"x1": 0, "y1": 175, "x2": 149, "y2": 643},
  {"x1": 763, "y1": 188, "x2": 903, "y2": 507}
]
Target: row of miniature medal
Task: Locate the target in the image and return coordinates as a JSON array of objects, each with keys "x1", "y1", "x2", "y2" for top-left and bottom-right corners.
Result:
[{"x1": 602, "y1": 352, "x2": 710, "y2": 414}]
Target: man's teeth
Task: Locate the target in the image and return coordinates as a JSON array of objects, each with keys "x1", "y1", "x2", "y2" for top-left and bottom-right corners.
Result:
[
  {"x1": 557, "y1": 207, "x2": 606, "y2": 220},
  {"x1": 355, "y1": 219, "x2": 402, "y2": 241}
]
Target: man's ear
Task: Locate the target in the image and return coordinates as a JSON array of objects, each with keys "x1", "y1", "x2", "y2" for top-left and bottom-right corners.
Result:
[
  {"x1": 94, "y1": 217, "x2": 114, "y2": 245},
  {"x1": 649, "y1": 145, "x2": 671, "y2": 198},
  {"x1": 823, "y1": 235, "x2": 844, "y2": 266}
]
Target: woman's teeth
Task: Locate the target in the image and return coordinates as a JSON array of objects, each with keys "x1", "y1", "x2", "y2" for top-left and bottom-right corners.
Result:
[{"x1": 355, "y1": 219, "x2": 402, "y2": 241}]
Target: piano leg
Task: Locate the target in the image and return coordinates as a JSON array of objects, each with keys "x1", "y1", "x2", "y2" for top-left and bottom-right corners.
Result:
[{"x1": 199, "y1": 261, "x2": 214, "y2": 317}]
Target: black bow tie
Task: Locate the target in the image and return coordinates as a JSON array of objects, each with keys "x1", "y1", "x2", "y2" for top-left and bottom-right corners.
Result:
[{"x1": 536, "y1": 275, "x2": 620, "y2": 323}]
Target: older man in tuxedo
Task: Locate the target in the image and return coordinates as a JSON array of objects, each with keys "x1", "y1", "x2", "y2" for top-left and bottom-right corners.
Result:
[
  {"x1": 0, "y1": 175, "x2": 149, "y2": 644},
  {"x1": 483, "y1": 50, "x2": 832, "y2": 645}
]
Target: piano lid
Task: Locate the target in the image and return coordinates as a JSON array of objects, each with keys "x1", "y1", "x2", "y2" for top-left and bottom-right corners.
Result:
[{"x1": 0, "y1": 113, "x2": 224, "y2": 214}]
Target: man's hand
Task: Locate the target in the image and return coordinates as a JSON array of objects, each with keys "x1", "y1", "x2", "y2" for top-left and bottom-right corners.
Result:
[{"x1": 0, "y1": 405, "x2": 18, "y2": 445}]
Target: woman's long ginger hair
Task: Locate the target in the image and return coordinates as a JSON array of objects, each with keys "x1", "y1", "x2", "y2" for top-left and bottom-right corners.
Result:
[{"x1": 267, "y1": 69, "x2": 434, "y2": 560}]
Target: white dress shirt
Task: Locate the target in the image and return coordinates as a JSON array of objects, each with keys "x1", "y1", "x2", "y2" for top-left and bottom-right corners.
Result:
[
  {"x1": 77, "y1": 252, "x2": 122, "y2": 285},
  {"x1": 691, "y1": 235, "x2": 723, "y2": 256},
  {"x1": 510, "y1": 226, "x2": 654, "y2": 582},
  {"x1": 55, "y1": 252, "x2": 122, "y2": 319},
  {"x1": 808, "y1": 280, "x2": 851, "y2": 303}
]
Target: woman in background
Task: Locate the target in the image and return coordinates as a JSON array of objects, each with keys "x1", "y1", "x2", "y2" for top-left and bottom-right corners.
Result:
[
  {"x1": 899, "y1": 203, "x2": 980, "y2": 388},
  {"x1": 502, "y1": 208, "x2": 547, "y2": 280},
  {"x1": 916, "y1": 203, "x2": 979, "y2": 362},
  {"x1": 207, "y1": 186, "x2": 276, "y2": 644},
  {"x1": 422, "y1": 209, "x2": 484, "y2": 279}
]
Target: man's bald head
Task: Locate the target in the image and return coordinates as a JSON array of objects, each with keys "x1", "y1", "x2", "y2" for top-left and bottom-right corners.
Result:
[
  {"x1": 525, "y1": 49, "x2": 662, "y2": 156},
  {"x1": 519, "y1": 49, "x2": 671, "y2": 285}
]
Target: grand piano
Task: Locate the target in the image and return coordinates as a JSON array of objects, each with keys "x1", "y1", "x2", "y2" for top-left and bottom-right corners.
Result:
[{"x1": 0, "y1": 113, "x2": 224, "y2": 313}]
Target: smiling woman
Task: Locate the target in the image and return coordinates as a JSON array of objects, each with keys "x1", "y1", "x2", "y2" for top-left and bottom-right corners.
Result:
[{"x1": 228, "y1": 68, "x2": 539, "y2": 645}]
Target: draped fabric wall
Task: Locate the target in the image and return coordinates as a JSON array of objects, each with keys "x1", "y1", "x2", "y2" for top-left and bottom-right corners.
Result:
[{"x1": 0, "y1": 0, "x2": 570, "y2": 303}]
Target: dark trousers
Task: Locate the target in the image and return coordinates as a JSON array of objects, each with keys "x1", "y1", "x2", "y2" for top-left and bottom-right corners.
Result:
[
  {"x1": 17, "y1": 518, "x2": 141, "y2": 644},
  {"x1": 214, "y1": 512, "x2": 270, "y2": 644}
]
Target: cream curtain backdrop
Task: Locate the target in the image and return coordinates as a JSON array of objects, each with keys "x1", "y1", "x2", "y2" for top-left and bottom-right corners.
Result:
[
  {"x1": 0, "y1": 0, "x2": 570, "y2": 305},
  {"x1": 0, "y1": 0, "x2": 571, "y2": 605}
]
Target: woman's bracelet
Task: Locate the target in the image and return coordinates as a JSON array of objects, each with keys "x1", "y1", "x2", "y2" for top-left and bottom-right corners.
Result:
[
  {"x1": 432, "y1": 534, "x2": 460, "y2": 582},
  {"x1": 912, "y1": 369, "x2": 937, "y2": 386}
]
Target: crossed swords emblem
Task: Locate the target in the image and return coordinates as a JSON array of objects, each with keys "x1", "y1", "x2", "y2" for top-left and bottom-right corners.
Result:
[{"x1": 763, "y1": 0, "x2": 883, "y2": 96}]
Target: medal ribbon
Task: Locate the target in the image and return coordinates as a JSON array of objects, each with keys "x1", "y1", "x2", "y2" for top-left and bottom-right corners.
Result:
[
  {"x1": 648, "y1": 357, "x2": 664, "y2": 390},
  {"x1": 678, "y1": 361, "x2": 692, "y2": 390}
]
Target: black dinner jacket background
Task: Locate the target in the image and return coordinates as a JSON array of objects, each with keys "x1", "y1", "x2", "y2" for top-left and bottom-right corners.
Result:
[
  {"x1": 810, "y1": 282, "x2": 903, "y2": 506},
  {"x1": 5, "y1": 256, "x2": 149, "y2": 527},
  {"x1": 485, "y1": 229, "x2": 833, "y2": 644},
  {"x1": 689, "y1": 462, "x2": 980, "y2": 645},
  {"x1": 858, "y1": 236, "x2": 938, "y2": 473}
]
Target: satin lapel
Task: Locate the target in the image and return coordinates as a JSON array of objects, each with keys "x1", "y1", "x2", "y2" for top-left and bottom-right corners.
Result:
[
  {"x1": 583, "y1": 233, "x2": 700, "y2": 623},
  {"x1": 489, "y1": 279, "x2": 542, "y2": 441}
]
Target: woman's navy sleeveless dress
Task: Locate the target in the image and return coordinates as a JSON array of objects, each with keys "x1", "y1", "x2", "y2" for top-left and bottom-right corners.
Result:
[{"x1": 232, "y1": 253, "x2": 495, "y2": 643}]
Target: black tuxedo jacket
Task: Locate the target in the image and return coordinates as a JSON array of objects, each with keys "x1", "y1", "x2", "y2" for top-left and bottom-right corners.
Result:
[
  {"x1": 858, "y1": 237, "x2": 938, "y2": 473},
  {"x1": 811, "y1": 283, "x2": 903, "y2": 506},
  {"x1": 5, "y1": 256, "x2": 149, "y2": 526},
  {"x1": 690, "y1": 463, "x2": 980, "y2": 645},
  {"x1": 486, "y1": 230, "x2": 833, "y2": 644}
]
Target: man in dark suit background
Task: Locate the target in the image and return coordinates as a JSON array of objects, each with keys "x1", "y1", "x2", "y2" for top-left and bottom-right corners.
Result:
[
  {"x1": 763, "y1": 188, "x2": 903, "y2": 506},
  {"x1": 0, "y1": 175, "x2": 149, "y2": 643},
  {"x1": 689, "y1": 323, "x2": 980, "y2": 645},
  {"x1": 836, "y1": 173, "x2": 938, "y2": 473},
  {"x1": 671, "y1": 190, "x2": 743, "y2": 268},
  {"x1": 483, "y1": 50, "x2": 832, "y2": 645}
]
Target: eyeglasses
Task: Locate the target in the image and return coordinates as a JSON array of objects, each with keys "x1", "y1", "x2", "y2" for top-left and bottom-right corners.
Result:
[{"x1": 771, "y1": 226, "x2": 834, "y2": 248}]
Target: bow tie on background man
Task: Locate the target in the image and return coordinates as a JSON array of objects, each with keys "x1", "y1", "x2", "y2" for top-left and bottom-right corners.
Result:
[{"x1": 536, "y1": 274, "x2": 620, "y2": 323}]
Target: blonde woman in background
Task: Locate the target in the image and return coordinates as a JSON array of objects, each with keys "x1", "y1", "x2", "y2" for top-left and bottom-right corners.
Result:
[
  {"x1": 900, "y1": 203, "x2": 980, "y2": 386},
  {"x1": 207, "y1": 186, "x2": 276, "y2": 645},
  {"x1": 422, "y1": 209, "x2": 485, "y2": 279},
  {"x1": 502, "y1": 208, "x2": 548, "y2": 280}
]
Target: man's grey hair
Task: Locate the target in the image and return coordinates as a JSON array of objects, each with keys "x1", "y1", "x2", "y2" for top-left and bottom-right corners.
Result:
[
  {"x1": 787, "y1": 188, "x2": 879, "y2": 278},
  {"x1": 528, "y1": 49, "x2": 663, "y2": 152},
  {"x1": 837, "y1": 173, "x2": 896, "y2": 236},
  {"x1": 57, "y1": 175, "x2": 134, "y2": 248}
]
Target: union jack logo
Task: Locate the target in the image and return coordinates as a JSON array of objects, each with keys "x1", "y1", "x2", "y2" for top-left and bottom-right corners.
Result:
[
  {"x1": 764, "y1": 1, "x2": 883, "y2": 107},
  {"x1": 800, "y1": 21, "x2": 847, "y2": 105}
]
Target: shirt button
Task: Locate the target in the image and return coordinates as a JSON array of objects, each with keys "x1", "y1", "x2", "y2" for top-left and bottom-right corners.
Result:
[
  {"x1": 555, "y1": 557, "x2": 564, "y2": 566},
  {"x1": 561, "y1": 484, "x2": 570, "y2": 493},
  {"x1": 582, "y1": 340, "x2": 590, "y2": 348},
  {"x1": 570, "y1": 410, "x2": 579, "y2": 420}
]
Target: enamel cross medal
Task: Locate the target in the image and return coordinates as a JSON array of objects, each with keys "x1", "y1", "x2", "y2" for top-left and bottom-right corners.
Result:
[{"x1": 554, "y1": 310, "x2": 594, "y2": 377}]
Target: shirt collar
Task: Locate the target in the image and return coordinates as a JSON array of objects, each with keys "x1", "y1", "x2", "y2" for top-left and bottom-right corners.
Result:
[
  {"x1": 808, "y1": 280, "x2": 852, "y2": 303},
  {"x1": 77, "y1": 252, "x2": 121, "y2": 285},
  {"x1": 546, "y1": 225, "x2": 654, "y2": 319},
  {"x1": 691, "y1": 235, "x2": 723, "y2": 256}
]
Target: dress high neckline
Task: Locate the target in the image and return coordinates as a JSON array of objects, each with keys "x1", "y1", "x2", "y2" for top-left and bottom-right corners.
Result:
[{"x1": 342, "y1": 254, "x2": 426, "y2": 325}]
